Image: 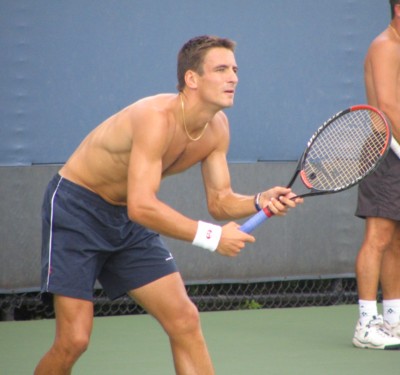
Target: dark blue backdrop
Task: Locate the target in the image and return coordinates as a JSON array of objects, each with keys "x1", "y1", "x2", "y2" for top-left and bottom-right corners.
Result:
[{"x1": 0, "y1": 0, "x2": 388, "y2": 166}]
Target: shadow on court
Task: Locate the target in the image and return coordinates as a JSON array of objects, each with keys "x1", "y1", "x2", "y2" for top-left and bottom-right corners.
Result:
[{"x1": 0, "y1": 304, "x2": 397, "y2": 374}]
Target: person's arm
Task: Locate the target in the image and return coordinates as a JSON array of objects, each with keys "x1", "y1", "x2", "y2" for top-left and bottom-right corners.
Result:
[
  {"x1": 367, "y1": 37, "x2": 400, "y2": 141},
  {"x1": 126, "y1": 107, "x2": 255, "y2": 256},
  {"x1": 202, "y1": 112, "x2": 301, "y2": 221},
  {"x1": 126, "y1": 108, "x2": 198, "y2": 241}
]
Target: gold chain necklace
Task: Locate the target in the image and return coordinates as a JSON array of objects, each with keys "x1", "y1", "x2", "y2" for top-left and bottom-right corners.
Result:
[
  {"x1": 179, "y1": 94, "x2": 208, "y2": 141},
  {"x1": 389, "y1": 24, "x2": 400, "y2": 40}
]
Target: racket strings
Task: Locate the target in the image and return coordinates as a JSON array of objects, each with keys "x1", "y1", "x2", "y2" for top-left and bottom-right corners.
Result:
[{"x1": 302, "y1": 110, "x2": 388, "y2": 191}]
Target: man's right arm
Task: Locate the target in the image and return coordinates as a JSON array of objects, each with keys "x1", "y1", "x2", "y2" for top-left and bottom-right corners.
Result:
[{"x1": 126, "y1": 108, "x2": 255, "y2": 256}]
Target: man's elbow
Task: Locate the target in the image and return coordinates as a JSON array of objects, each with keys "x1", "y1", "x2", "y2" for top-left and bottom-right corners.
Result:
[
  {"x1": 208, "y1": 203, "x2": 229, "y2": 221},
  {"x1": 127, "y1": 202, "x2": 148, "y2": 223},
  {"x1": 127, "y1": 208, "x2": 140, "y2": 222}
]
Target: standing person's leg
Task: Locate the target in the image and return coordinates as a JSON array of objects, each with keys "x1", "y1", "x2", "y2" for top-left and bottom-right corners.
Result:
[
  {"x1": 381, "y1": 224, "x2": 400, "y2": 335},
  {"x1": 129, "y1": 272, "x2": 215, "y2": 375},
  {"x1": 34, "y1": 296, "x2": 94, "y2": 375},
  {"x1": 353, "y1": 217, "x2": 400, "y2": 349},
  {"x1": 380, "y1": 223, "x2": 400, "y2": 299},
  {"x1": 355, "y1": 218, "x2": 395, "y2": 303}
]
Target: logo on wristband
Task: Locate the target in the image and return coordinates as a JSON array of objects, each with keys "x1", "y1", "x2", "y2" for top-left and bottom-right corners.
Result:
[{"x1": 206, "y1": 229, "x2": 212, "y2": 239}]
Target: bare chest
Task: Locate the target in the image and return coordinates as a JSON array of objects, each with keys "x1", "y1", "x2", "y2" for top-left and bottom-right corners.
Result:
[{"x1": 162, "y1": 142, "x2": 210, "y2": 176}]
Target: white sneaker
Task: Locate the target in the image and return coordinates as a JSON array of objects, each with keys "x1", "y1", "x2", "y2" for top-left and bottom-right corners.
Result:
[
  {"x1": 352, "y1": 315, "x2": 400, "y2": 350},
  {"x1": 384, "y1": 320, "x2": 400, "y2": 339}
]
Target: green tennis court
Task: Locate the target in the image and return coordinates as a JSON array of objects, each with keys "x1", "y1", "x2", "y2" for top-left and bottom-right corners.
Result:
[{"x1": 1, "y1": 304, "x2": 397, "y2": 374}]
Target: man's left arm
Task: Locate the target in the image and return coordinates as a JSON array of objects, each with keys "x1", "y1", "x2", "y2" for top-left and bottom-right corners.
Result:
[{"x1": 201, "y1": 115, "x2": 301, "y2": 221}]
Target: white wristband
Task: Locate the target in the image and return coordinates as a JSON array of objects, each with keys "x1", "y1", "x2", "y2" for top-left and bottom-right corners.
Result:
[
  {"x1": 391, "y1": 137, "x2": 400, "y2": 159},
  {"x1": 192, "y1": 221, "x2": 222, "y2": 252}
]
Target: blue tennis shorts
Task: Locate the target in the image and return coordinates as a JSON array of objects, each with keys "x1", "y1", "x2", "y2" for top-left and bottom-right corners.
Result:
[
  {"x1": 355, "y1": 149, "x2": 400, "y2": 221},
  {"x1": 41, "y1": 174, "x2": 178, "y2": 301}
]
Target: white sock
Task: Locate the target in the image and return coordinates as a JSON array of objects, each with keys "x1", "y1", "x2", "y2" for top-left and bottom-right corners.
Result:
[
  {"x1": 358, "y1": 299, "x2": 378, "y2": 325},
  {"x1": 383, "y1": 299, "x2": 400, "y2": 325}
]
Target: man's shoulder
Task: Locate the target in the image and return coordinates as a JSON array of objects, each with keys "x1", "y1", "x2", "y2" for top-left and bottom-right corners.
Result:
[
  {"x1": 207, "y1": 111, "x2": 230, "y2": 141},
  {"x1": 132, "y1": 93, "x2": 176, "y2": 107},
  {"x1": 366, "y1": 30, "x2": 400, "y2": 63},
  {"x1": 122, "y1": 93, "x2": 176, "y2": 122},
  {"x1": 212, "y1": 110, "x2": 228, "y2": 123},
  {"x1": 369, "y1": 28, "x2": 398, "y2": 51}
]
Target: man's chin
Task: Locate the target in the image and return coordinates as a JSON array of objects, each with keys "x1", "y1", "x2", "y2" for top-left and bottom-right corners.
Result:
[{"x1": 222, "y1": 98, "x2": 235, "y2": 108}]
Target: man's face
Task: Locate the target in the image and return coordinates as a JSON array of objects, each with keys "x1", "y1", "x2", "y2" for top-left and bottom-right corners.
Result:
[{"x1": 195, "y1": 47, "x2": 238, "y2": 108}]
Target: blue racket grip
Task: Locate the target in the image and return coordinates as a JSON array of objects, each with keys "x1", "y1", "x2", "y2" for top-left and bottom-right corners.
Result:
[{"x1": 240, "y1": 209, "x2": 273, "y2": 233}]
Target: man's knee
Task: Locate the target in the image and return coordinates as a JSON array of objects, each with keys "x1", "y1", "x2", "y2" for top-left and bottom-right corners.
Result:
[
  {"x1": 69, "y1": 334, "x2": 90, "y2": 356},
  {"x1": 165, "y1": 300, "x2": 201, "y2": 337},
  {"x1": 54, "y1": 332, "x2": 91, "y2": 365}
]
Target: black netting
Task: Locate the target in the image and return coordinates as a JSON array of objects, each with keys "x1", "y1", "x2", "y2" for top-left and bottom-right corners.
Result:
[{"x1": 0, "y1": 278, "x2": 381, "y2": 321}]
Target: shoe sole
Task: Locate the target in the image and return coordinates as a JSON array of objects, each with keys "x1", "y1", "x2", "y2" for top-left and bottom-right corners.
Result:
[{"x1": 352, "y1": 338, "x2": 400, "y2": 350}]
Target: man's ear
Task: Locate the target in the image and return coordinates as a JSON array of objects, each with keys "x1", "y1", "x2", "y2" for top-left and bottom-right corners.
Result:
[
  {"x1": 395, "y1": 3, "x2": 400, "y2": 18},
  {"x1": 184, "y1": 70, "x2": 198, "y2": 89}
]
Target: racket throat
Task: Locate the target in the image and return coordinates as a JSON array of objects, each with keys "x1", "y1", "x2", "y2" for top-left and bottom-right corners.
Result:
[{"x1": 300, "y1": 170, "x2": 313, "y2": 189}]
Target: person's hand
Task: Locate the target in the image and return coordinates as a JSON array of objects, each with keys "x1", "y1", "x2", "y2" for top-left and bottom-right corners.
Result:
[
  {"x1": 216, "y1": 221, "x2": 255, "y2": 257},
  {"x1": 259, "y1": 187, "x2": 303, "y2": 216}
]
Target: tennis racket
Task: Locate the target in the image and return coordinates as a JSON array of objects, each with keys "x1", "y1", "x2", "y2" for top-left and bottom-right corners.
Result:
[{"x1": 240, "y1": 104, "x2": 392, "y2": 233}]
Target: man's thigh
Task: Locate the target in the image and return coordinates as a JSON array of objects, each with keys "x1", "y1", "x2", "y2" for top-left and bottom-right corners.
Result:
[
  {"x1": 53, "y1": 295, "x2": 94, "y2": 340},
  {"x1": 128, "y1": 272, "x2": 194, "y2": 321}
]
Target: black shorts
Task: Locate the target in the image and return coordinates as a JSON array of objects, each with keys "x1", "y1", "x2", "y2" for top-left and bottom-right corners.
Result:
[
  {"x1": 41, "y1": 174, "x2": 178, "y2": 301},
  {"x1": 355, "y1": 149, "x2": 400, "y2": 221}
]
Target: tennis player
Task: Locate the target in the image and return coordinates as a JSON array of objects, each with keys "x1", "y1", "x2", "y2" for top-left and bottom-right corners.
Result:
[
  {"x1": 34, "y1": 35, "x2": 302, "y2": 374},
  {"x1": 352, "y1": 0, "x2": 400, "y2": 350}
]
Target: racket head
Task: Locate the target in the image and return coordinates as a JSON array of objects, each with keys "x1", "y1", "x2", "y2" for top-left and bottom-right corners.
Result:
[{"x1": 296, "y1": 105, "x2": 391, "y2": 197}]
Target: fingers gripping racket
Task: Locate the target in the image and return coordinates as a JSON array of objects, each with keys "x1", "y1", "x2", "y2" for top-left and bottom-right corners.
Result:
[{"x1": 240, "y1": 104, "x2": 392, "y2": 233}]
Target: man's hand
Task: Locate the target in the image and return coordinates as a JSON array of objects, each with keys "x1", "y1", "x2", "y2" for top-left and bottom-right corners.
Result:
[
  {"x1": 216, "y1": 221, "x2": 255, "y2": 257},
  {"x1": 259, "y1": 187, "x2": 303, "y2": 216}
]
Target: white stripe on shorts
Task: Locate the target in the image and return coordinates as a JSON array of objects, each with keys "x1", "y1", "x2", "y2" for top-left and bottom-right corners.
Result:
[{"x1": 46, "y1": 176, "x2": 64, "y2": 291}]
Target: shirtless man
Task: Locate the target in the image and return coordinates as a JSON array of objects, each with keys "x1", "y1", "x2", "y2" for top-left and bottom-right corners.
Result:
[
  {"x1": 34, "y1": 35, "x2": 302, "y2": 374},
  {"x1": 352, "y1": 1, "x2": 400, "y2": 350}
]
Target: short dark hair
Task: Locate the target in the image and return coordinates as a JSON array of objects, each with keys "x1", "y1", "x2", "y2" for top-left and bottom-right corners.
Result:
[
  {"x1": 176, "y1": 35, "x2": 236, "y2": 92},
  {"x1": 390, "y1": 0, "x2": 400, "y2": 19}
]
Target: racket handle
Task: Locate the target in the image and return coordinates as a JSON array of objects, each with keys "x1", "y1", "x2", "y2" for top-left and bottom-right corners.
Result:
[{"x1": 240, "y1": 208, "x2": 273, "y2": 233}]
